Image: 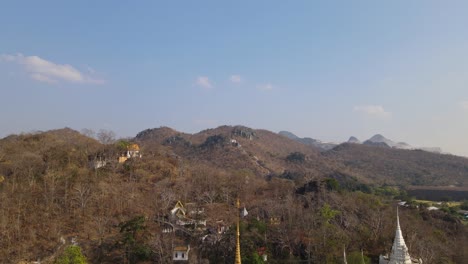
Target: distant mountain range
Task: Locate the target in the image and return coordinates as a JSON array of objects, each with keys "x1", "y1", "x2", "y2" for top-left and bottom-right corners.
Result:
[
  {"x1": 279, "y1": 131, "x2": 442, "y2": 154},
  {"x1": 278, "y1": 131, "x2": 337, "y2": 151},
  {"x1": 363, "y1": 134, "x2": 412, "y2": 149},
  {"x1": 347, "y1": 136, "x2": 361, "y2": 144}
]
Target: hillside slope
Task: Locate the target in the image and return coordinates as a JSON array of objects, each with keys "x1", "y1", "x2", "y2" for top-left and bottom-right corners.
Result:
[
  {"x1": 324, "y1": 143, "x2": 468, "y2": 186},
  {"x1": 136, "y1": 125, "x2": 335, "y2": 177},
  {"x1": 0, "y1": 126, "x2": 467, "y2": 263}
]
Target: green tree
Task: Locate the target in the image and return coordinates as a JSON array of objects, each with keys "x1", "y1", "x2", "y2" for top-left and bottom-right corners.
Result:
[
  {"x1": 116, "y1": 140, "x2": 131, "y2": 151},
  {"x1": 119, "y1": 216, "x2": 146, "y2": 244},
  {"x1": 346, "y1": 251, "x2": 370, "y2": 264},
  {"x1": 286, "y1": 152, "x2": 305, "y2": 163},
  {"x1": 325, "y1": 178, "x2": 340, "y2": 191},
  {"x1": 460, "y1": 200, "x2": 468, "y2": 210},
  {"x1": 55, "y1": 245, "x2": 88, "y2": 264},
  {"x1": 320, "y1": 203, "x2": 339, "y2": 225},
  {"x1": 243, "y1": 252, "x2": 265, "y2": 264},
  {"x1": 119, "y1": 216, "x2": 152, "y2": 262}
]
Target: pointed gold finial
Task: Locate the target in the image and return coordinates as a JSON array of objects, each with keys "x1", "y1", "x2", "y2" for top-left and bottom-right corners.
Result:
[{"x1": 235, "y1": 198, "x2": 242, "y2": 264}]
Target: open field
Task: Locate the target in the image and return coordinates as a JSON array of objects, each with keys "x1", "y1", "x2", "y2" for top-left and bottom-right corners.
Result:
[{"x1": 415, "y1": 200, "x2": 461, "y2": 207}]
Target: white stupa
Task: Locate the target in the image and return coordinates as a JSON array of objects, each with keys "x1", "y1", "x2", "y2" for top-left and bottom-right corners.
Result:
[{"x1": 379, "y1": 208, "x2": 422, "y2": 264}]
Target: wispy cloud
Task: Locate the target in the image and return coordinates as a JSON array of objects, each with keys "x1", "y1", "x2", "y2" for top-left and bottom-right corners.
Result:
[
  {"x1": 257, "y1": 83, "x2": 274, "y2": 91},
  {"x1": 229, "y1": 75, "x2": 242, "y2": 84},
  {"x1": 85, "y1": 65, "x2": 96, "y2": 74},
  {"x1": 0, "y1": 53, "x2": 104, "y2": 84},
  {"x1": 196, "y1": 76, "x2": 213, "y2": 90},
  {"x1": 459, "y1": 100, "x2": 468, "y2": 110},
  {"x1": 353, "y1": 105, "x2": 392, "y2": 118}
]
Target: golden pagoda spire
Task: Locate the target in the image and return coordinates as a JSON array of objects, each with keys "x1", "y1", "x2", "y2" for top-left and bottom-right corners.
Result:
[{"x1": 235, "y1": 198, "x2": 242, "y2": 264}]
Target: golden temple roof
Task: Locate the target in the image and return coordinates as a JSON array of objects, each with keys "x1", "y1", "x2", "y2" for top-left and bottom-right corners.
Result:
[{"x1": 127, "y1": 144, "x2": 140, "y2": 151}]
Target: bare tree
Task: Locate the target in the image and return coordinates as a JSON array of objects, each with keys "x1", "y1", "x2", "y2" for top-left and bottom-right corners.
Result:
[
  {"x1": 97, "y1": 129, "x2": 116, "y2": 144},
  {"x1": 160, "y1": 189, "x2": 176, "y2": 210},
  {"x1": 73, "y1": 182, "x2": 92, "y2": 215},
  {"x1": 81, "y1": 128, "x2": 96, "y2": 139},
  {"x1": 93, "y1": 215, "x2": 109, "y2": 245}
]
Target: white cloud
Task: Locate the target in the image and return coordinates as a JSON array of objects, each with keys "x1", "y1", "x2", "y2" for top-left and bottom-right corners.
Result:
[
  {"x1": 30, "y1": 73, "x2": 56, "y2": 83},
  {"x1": 230, "y1": 75, "x2": 242, "y2": 83},
  {"x1": 353, "y1": 105, "x2": 392, "y2": 118},
  {"x1": 459, "y1": 100, "x2": 468, "y2": 110},
  {"x1": 0, "y1": 53, "x2": 104, "y2": 84},
  {"x1": 196, "y1": 76, "x2": 213, "y2": 89},
  {"x1": 0, "y1": 54, "x2": 16, "y2": 62},
  {"x1": 257, "y1": 83, "x2": 274, "y2": 91}
]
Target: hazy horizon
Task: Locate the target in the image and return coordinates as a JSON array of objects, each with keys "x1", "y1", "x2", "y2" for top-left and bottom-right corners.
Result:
[{"x1": 1, "y1": 1, "x2": 468, "y2": 156}]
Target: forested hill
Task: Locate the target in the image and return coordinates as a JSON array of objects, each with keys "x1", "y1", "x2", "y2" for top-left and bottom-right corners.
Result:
[
  {"x1": 0, "y1": 126, "x2": 467, "y2": 263},
  {"x1": 323, "y1": 142, "x2": 468, "y2": 186},
  {"x1": 135, "y1": 125, "x2": 331, "y2": 177},
  {"x1": 134, "y1": 125, "x2": 468, "y2": 187}
]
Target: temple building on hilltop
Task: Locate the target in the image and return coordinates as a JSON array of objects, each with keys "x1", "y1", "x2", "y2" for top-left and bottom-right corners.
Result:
[
  {"x1": 379, "y1": 208, "x2": 422, "y2": 264},
  {"x1": 118, "y1": 143, "x2": 142, "y2": 163}
]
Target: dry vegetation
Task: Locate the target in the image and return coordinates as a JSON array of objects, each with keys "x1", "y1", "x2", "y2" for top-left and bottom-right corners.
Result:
[
  {"x1": 0, "y1": 126, "x2": 467, "y2": 263},
  {"x1": 324, "y1": 143, "x2": 468, "y2": 186}
]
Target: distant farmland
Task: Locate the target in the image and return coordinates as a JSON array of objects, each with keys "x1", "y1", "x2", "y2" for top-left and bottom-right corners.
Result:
[{"x1": 406, "y1": 186, "x2": 468, "y2": 201}]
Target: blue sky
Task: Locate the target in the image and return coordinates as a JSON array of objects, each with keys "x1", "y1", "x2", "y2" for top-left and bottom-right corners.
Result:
[{"x1": 1, "y1": 1, "x2": 468, "y2": 156}]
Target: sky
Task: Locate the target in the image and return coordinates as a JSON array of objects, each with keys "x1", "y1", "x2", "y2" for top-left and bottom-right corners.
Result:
[{"x1": 1, "y1": 1, "x2": 468, "y2": 156}]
